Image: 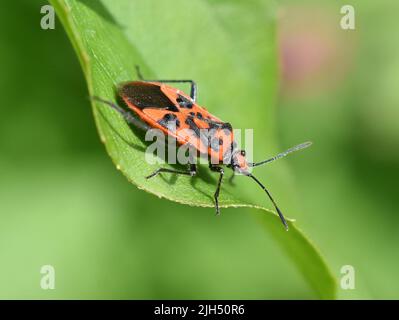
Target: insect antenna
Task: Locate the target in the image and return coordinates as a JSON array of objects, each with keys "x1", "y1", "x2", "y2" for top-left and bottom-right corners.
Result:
[
  {"x1": 249, "y1": 141, "x2": 312, "y2": 167},
  {"x1": 248, "y1": 174, "x2": 289, "y2": 230}
]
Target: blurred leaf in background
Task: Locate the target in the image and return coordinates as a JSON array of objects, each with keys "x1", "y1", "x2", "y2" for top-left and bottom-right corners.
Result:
[{"x1": 278, "y1": 0, "x2": 399, "y2": 298}]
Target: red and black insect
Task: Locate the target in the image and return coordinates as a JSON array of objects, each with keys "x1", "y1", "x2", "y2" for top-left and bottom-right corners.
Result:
[{"x1": 93, "y1": 66, "x2": 311, "y2": 230}]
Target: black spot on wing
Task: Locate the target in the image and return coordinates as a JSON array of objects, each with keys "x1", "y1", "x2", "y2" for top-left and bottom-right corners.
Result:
[
  {"x1": 184, "y1": 116, "x2": 211, "y2": 152},
  {"x1": 163, "y1": 113, "x2": 177, "y2": 122},
  {"x1": 206, "y1": 119, "x2": 221, "y2": 130},
  {"x1": 176, "y1": 94, "x2": 193, "y2": 109},
  {"x1": 221, "y1": 122, "x2": 232, "y2": 132},
  {"x1": 157, "y1": 113, "x2": 180, "y2": 132},
  {"x1": 200, "y1": 114, "x2": 232, "y2": 130},
  {"x1": 215, "y1": 123, "x2": 232, "y2": 136},
  {"x1": 185, "y1": 116, "x2": 200, "y2": 137},
  {"x1": 120, "y1": 82, "x2": 179, "y2": 112}
]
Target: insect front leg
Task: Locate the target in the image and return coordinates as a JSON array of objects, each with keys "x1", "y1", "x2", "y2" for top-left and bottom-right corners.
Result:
[
  {"x1": 209, "y1": 165, "x2": 224, "y2": 215},
  {"x1": 146, "y1": 164, "x2": 197, "y2": 179}
]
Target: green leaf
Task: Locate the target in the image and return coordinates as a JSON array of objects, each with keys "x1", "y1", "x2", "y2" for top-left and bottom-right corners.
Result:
[{"x1": 50, "y1": 0, "x2": 337, "y2": 299}]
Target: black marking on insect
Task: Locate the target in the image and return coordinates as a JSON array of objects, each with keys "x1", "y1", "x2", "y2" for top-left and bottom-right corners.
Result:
[
  {"x1": 206, "y1": 119, "x2": 223, "y2": 130},
  {"x1": 185, "y1": 116, "x2": 201, "y2": 137},
  {"x1": 176, "y1": 94, "x2": 193, "y2": 109},
  {"x1": 120, "y1": 82, "x2": 179, "y2": 112},
  {"x1": 158, "y1": 113, "x2": 180, "y2": 131},
  {"x1": 221, "y1": 122, "x2": 232, "y2": 131}
]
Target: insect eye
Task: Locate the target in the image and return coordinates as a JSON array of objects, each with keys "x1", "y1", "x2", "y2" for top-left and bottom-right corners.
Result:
[{"x1": 240, "y1": 150, "x2": 246, "y2": 156}]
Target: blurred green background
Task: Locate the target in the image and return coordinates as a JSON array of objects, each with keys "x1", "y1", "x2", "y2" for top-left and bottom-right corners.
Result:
[{"x1": 0, "y1": 0, "x2": 398, "y2": 299}]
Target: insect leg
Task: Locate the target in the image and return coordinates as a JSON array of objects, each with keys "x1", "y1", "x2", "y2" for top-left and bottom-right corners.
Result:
[
  {"x1": 209, "y1": 165, "x2": 224, "y2": 215},
  {"x1": 135, "y1": 66, "x2": 197, "y2": 102},
  {"x1": 91, "y1": 96, "x2": 150, "y2": 131},
  {"x1": 146, "y1": 164, "x2": 197, "y2": 179}
]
